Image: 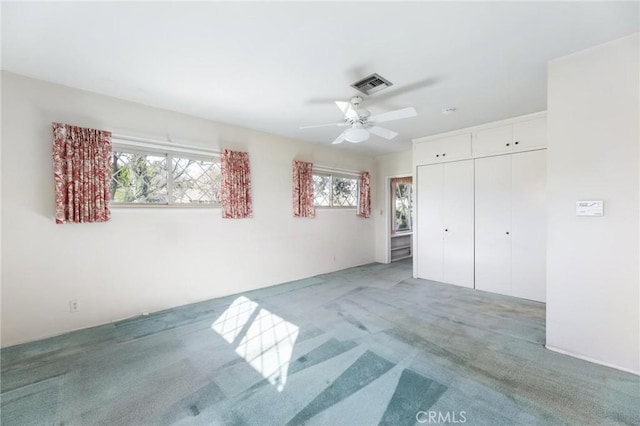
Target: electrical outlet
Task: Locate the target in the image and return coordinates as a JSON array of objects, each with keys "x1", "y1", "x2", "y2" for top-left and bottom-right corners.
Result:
[{"x1": 69, "y1": 300, "x2": 79, "y2": 313}]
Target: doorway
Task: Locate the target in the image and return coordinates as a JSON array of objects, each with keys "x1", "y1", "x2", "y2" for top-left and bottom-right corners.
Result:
[{"x1": 389, "y1": 176, "x2": 413, "y2": 262}]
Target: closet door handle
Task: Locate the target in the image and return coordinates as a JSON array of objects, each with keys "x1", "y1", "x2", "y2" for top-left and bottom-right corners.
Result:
[
  {"x1": 515, "y1": 141, "x2": 519, "y2": 145},
  {"x1": 506, "y1": 232, "x2": 510, "y2": 235},
  {"x1": 506, "y1": 143, "x2": 510, "y2": 147},
  {"x1": 445, "y1": 229, "x2": 449, "y2": 232},
  {"x1": 442, "y1": 153, "x2": 446, "y2": 157}
]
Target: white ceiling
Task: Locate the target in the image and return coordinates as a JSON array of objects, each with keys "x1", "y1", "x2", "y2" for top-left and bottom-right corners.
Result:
[{"x1": 2, "y1": 2, "x2": 638, "y2": 156}]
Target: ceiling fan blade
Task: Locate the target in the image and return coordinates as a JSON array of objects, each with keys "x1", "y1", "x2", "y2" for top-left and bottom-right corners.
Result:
[
  {"x1": 368, "y1": 126, "x2": 398, "y2": 140},
  {"x1": 369, "y1": 107, "x2": 417, "y2": 123},
  {"x1": 331, "y1": 132, "x2": 346, "y2": 145},
  {"x1": 300, "y1": 122, "x2": 347, "y2": 130},
  {"x1": 372, "y1": 77, "x2": 438, "y2": 102},
  {"x1": 335, "y1": 101, "x2": 358, "y2": 119}
]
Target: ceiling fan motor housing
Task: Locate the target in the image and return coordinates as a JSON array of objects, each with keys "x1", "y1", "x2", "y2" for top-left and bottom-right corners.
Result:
[{"x1": 349, "y1": 96, "x2": 371, "y2": 122}]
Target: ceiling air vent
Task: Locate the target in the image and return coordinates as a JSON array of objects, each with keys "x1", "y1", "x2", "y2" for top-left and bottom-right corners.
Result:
[{"x1": 351, "y1": 73, "x2": 393, "y2": 95}]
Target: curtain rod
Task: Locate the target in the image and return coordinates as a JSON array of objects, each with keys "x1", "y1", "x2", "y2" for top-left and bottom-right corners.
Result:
[
  {"x1": 111, "y1": 134, "x2": 365, "y2": 176},
  {"x1": 111, "y1": 133, "x2": 220, "y2": 156},
  {"x1": 313, "y1": 164, "x2": 362, "y2": 177}
]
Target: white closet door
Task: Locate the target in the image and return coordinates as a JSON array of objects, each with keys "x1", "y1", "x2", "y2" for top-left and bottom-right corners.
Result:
[
  {"x1": 511, "y1": 150, "x2": 547, "y2": 302},
  {"x1": 512, "y1": 118, "x2": 547, "y2": 152},
  {"x1": 442, "y1": 160, "x2": 475, "y2": 288},
  {"x1": 475, "y1": 155, "x2": 512, "y2": 295},
  {"x1": 416, "y1": 164, "x2": 444, "y2": 282},
  {"x1": 472, "y1": 125, "x2": 513, "y2": 157}
]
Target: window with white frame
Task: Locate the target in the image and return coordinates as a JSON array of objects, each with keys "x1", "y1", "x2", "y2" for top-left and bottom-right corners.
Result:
[
  {"x1": 312, "y1": 172, "x2": 359, "y2": 208},
  {"x1": 110, "y1": 142, "x2": 221, "y2": 206}
]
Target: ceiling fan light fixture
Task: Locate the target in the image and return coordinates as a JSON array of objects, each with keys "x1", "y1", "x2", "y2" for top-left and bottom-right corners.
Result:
[
  {"x1": 344, "y1": 127, "x2": 370, "y2": 143},
  {"x1": 301, "y1": 96, "x2": 417, "y2": 145}
]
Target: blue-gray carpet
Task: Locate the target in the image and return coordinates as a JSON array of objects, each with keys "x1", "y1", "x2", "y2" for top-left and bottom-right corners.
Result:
[{"x1": 1, "y1": 260, "x2": 638, "y2": 425}]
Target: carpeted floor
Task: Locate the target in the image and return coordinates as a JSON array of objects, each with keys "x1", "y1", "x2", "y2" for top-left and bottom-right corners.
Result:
[{"x1": 1, "y1": 260, "x2": 638, "y2": 425}]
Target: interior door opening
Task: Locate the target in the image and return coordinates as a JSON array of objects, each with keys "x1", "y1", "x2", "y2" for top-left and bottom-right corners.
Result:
[{"x1": 389, "y1": 176, "x2": 413, "y2": 262}]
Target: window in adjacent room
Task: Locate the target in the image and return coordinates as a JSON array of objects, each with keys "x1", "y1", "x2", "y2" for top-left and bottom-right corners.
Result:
[{"x1": 391, "y1": 177, "x2": 412, "y2": 233}]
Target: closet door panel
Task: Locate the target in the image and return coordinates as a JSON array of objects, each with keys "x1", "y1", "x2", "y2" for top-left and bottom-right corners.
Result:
[
  {"x1": 414, "y1": 134, "x2": 472, "y2": 165},
  {"x1": 511, "y1": 150, "x2": 547, "y2": 302},
  {"x1": 442, "y1": 160, "x2": 475, "y2": 288},
  {"x1": 475, "y1": 155, "x2": 512, "y2": 295},
  {"x1": 472, "y1": 125, "x2": 513, "y2": 157},
  {"x1": 416, "y1": 164, "x2": 444, "y2": 282},
  {"x1": 513, "y1": 118, "x2": 547, "y2": 152}
]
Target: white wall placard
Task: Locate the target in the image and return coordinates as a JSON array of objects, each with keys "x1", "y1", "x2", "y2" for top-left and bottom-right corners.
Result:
[{"x1": 576, "y1": 200, "x2": 604, "y2": 216}]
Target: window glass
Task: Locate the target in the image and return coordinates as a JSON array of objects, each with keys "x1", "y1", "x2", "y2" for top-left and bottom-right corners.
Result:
[
  {"x1": 110, "y1": 148, "x2": 220, "y2": 206},
  {"x1": 111, "y1": 151, "x2": 168, "y2": 203},
  {"x1": 172, "y1": 158, "x2": 222, "y2": 204},
  {"x1": 394, "y1": 183, "x2": 412, "y2": 232},
  {"x1": 332, "y1": 177, "x2": 358, "y2": 207},
  {"x1": 313, "y1": 173, "x2": 358, "y2": 208},
  {"x1": 313, "y1": 174, "x2": 332, "y2": 206}
]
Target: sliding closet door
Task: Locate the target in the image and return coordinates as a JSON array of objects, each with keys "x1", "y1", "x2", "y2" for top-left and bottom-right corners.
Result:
[
  {"x1": 416, "y1": 164, "x2": 443, "y2": 282},
  {"x1": 511, "y1": 150, "x2": 547, "y2": 302},
  {"x1": 475, "y1": 155, "x2": 512, "y2": 295},
  {"x1": 442, "y1": 160, "x2": 475, "y2": 288}
]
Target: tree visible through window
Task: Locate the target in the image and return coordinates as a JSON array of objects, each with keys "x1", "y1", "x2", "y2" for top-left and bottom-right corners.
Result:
[
  {"x1": 313, "y1": 173, "x2": 358, "y2": 208},
  {"x1": 111, "y1": 152, "x2": 168, "y2": 203},
  {"x1": 172, "y1": 158, "x2": 221, "y2": 204},
  {"x1": 111, "y1": 148, "x2": 221, "y2": 206},
  {"x1": 392, "y1": 179, "x2": 412, "y2": 232}
]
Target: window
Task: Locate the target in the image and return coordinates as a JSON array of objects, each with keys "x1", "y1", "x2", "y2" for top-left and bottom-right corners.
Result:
[
  {"x1": 111, "y1": 145, "x2": 221, "y2": 206},
  {"x1": 171, "y1": 157, "x2": 221, "y2": 204},
  {"x1": 312, "y1": 172, "x2": 358, "y2": 208},
  {"x1": 392, "y1": 179, "x2": 412, "y2": 232}
]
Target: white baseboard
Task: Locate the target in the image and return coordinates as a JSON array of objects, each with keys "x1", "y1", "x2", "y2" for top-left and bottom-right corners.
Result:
[{"x1": 545, "y1": 345, "x2": 640, "y2": 376}]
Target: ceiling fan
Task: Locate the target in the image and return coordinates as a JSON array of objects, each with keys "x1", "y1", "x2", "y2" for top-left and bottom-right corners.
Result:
[{"x1": 300, "y1": 96, "x2": 417, "y2": 144}]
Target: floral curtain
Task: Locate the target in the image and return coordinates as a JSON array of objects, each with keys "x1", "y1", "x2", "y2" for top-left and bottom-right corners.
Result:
[
  {"x1": 221, "y1": 149, "x2": 253, "y2": 218},
  {"x1": 52, "y1": 122, "x2": 112, "y2": 224},
  {"x1": 292, "y1": 160, "x2": 315, "y2": 218},
  {"x1": 357, "y1": 171, "x2": 371, "y2": 218}
]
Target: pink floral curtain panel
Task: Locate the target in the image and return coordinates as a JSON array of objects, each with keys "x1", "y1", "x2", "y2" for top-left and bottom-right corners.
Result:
[
  {"x1": 52, "y1": 123, "x2": 112, "y2": 224},
  {"x1": 292, "y1": 160, "x2": 315, "y2": 218},
  {"x1": 357, "y1": 171, "x2": 371, "y2": 218},
  {"x1": 221, "y1": 149, "x2": 253, "y2": 218}
]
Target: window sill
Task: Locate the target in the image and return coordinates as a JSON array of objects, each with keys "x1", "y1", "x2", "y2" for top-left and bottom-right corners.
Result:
[
  {"x1": 314, "y1": 206, "x2": 357, "y2": 211},
  {"x1": 391, "y1": 231, "x2": 413, "y2": 237},
  {"x1": 110, "y1": 203, "x2": 221, "y2": 209}
]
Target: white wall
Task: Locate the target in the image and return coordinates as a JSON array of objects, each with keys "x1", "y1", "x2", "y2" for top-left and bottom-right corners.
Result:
[
  {"x1": 0, "y1": 72, "x2": 376, "y2": 347},
  {"x1": 373, "y1": 150, "x2": 412, "y2": 263},
  {"x1": 546, "y1": 34, "x2": 639, "y2": 374}
]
